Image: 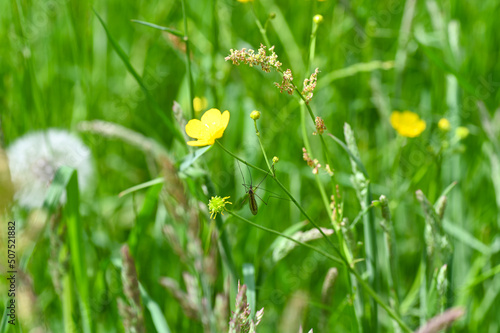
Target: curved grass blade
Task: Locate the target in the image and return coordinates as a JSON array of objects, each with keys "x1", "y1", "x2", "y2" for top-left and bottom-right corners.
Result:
[
  {"x1": 321, "y1": 60, "x2": 394, "y2": 87},
  {"x1": 131, "y1": 19, "x2": 184, "y2": 37},
  {"x1": 93, "y1": 9, "x2": 184, "y2": 143},
  {"x1": 139, "y1": 283, "x2": 172, "y2": 333},
  {"x1": 119, "y1": 177, "x2": 165, "y2": 198}
]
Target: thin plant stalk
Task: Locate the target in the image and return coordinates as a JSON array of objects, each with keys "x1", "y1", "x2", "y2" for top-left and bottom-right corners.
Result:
[
  {"x1": 228, "y1": 211, "x2": 413, "y2": 333},
  {"x1": 251, "y1": 4, "x2": 271, "y2": 47},
  {"x1": 305, "y1": 13, "x2": 361, "y2": 332},
  {"x1": 253, "y1": 119, "x2": 273, "y2": 175},
  {"x1": 216, "y1": 141, "x2": 341, "y2": 258},
  {"x1": 181, "y1": 0, "x2": 195, "y2": 119}
]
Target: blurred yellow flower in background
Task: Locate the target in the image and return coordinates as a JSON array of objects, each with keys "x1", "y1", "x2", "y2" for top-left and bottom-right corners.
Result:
[
  {"x1": 438, "y1": 118, "x2": 451, "y2": 131},
  {"x1": 237, "y1": 0, "x2": 253, "y2": 2},
  {"x1": 185, "y1": 108, "x2": 230, "y2": 146},
  {"x1": 390, "y1": 111, "x2": 426, "y2": 138},
  {"x1": 455, "y1": 126, "x2": 470, "y2": 140},
  {"x1": 193, "y1": 96, "x2": 208, "y2": 114}
]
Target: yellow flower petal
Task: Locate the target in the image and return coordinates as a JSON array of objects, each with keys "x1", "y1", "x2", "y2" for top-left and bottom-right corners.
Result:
[
  {"x1": 390, "y1": 111, "x2": 403, "y2": 130},
  {"x1": 214, "y1": 110, "x2": 230, "y2": 139},
  {"x1": 201, "y1": 108, "x2": 222, "y2": 127},
  {"x1": 185, "y1": 119, "x2": 207, "y2": 140},
  {"x1": 187, "y1": 139, "x2": 211, "y2": 147}
]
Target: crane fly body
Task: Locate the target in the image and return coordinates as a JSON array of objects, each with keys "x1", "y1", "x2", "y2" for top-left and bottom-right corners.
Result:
[
  {"x1": 237, "y1": 161, "x2": 272, "y2": 216},
  {"x1": 247, "y1": 185, "x2": 259, "y2": 215}
]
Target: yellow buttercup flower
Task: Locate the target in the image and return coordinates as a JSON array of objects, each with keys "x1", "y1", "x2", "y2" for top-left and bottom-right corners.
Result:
[
  {"x1": 237, "y1": 0, "x2": 253, "y2": 2},
  {"x1": 185, "y1": 108, "x2": 230, "y2": 146},
  {"x1": 390, "y1": 110, "x2": 426, "y2": 138}
]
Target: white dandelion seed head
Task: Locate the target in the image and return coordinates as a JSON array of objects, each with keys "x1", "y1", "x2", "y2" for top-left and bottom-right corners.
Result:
[{"x1": 7, "y1": 129, "x2": 94, "y2": 208}]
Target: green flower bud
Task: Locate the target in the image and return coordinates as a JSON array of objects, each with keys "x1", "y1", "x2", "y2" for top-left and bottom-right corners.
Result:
[
  {"x1": 313, "y1": 15, "x2": 323, "y2": 24},
  {"x1": 250, "y1": 110, "x2": 261, "y2": 120}
]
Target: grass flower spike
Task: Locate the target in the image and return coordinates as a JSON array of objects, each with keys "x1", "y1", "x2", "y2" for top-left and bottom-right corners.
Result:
[
  {"x1": 390, "y1": 110, "x2": 426, "y2": 138},
  {"x1": 208, "y1": 196, "x2": 232, "y2": 219},
  {"x1": 185, "y1": 108, "x2": 230, "y2": 146}
]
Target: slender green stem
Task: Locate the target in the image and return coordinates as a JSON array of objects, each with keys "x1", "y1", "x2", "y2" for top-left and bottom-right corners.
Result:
[
  {"x1": 219, "y1": 64, "x2": 410, "y2": 331},
  {"x1": 271, "y1": 174, "x2": 345, "y2": 261},
  {"x1": 253, "y1": 120, "x2": 273, "y2": 175},
  {"x1": 215, "y1": 140, "x2": 268, "y2": 174},
  {"x1": 304, "y1": 20, "x2": 360, "y2": 331},
  {"x1": 351, "y1": 269, "x2": 412, "y2": 333},
  {"x1": 291, "y1": 77, "x2": 336, "y2": 176},
  {"x1": 300, "y1": 104, "x2": 333, "y2": 228},
  {"x1": 228, "y1": 211, "x2": 343, "y2": 265},
  {"x1": 211, "y1": 0, "x2": 220, "y2": 106},
  {"x1": 251, "y1": 4, "x2": 271, "y2": 47},
  {"x1": 217, "y1": 140, "x2": 342, "y2": 259},
  {"x1": 307, "y1": 18, "x2": 320, "y2": 72},
  {"x1": 131, "y1": 20, "x2": 184, "y2": 37},
  {"x1": 181, "y1": 0, "x2": 195, "y2": 119},
  {"x1": 228, "y1": 211, "x2": 412, "y2": 333}
]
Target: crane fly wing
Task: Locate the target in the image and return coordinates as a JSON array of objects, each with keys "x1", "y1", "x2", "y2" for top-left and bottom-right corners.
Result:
[{"x1": 249, "y1": 190, "x2": 258, "y2": 215}]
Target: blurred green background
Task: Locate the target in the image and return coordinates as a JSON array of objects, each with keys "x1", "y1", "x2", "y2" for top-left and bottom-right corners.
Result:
[{"x1": 1, "y1": 0, "x2": 500, "y2": 332}]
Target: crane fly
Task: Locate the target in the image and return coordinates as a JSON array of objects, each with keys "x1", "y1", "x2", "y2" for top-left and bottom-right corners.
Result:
[{"x1": 236, "y1": 161, "x2": 277, "y2": 215}]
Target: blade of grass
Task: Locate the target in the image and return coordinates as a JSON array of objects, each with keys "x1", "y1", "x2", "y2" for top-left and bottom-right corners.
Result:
[
  {"x1": 228, "y1": 211, "x2": 413, "y2": 333},
  {"x1": 181, "y1": 0, "x2": 195, "y2": 118},
  {"x1": 93, "y1": 9, "x2": 184, "y2": 143},
  {"x1": 139, "y1": 283, "x2": 172, "y2": 333},
  {"x1": 128, "y1": 182, "x2": 164, "y2": 255},
  {"x1": 442, "y1": 219, "x2": 490, "y2": 254},
  {"x1": 119, "y1": 177, "x2": 165, "y2": 198},
  {"x1": 242, "y1": 263, "x2": 256, "y2": 319},
  {"x1": 0, "y1": 302, "x2": 9, "y2": 332},
  {"x1": 320, "y1": 60, "x2": 394, "y2": 87},
  {"x1": 131, "y1": 19, "x2": 183, "y2": 37},
  {"x1": 43, "y1": 166, "x2": 92, "y2": 333}
]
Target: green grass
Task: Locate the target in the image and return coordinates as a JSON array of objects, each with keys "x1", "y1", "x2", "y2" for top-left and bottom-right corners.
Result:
[{"x1": 1, "y1": 0, "x2": 500, "y2": 332}]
